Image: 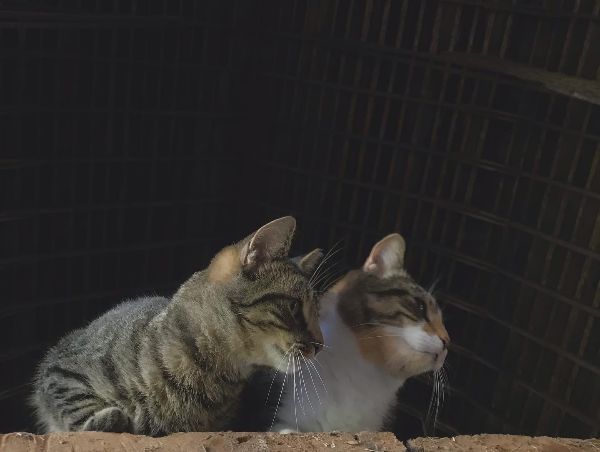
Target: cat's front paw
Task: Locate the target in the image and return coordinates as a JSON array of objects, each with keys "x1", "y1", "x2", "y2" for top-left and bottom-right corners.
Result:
[
  {"x1": 278, "y1": 428, "x2": 297, "y2": 434},
  {"x1": 82, "y1": 407, "x2": 133, "y2": 433}
]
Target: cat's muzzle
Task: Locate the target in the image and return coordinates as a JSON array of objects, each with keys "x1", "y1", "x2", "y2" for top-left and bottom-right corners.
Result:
[{"x1": 433, "y1": 348, "x2": 448, "y2": 371}]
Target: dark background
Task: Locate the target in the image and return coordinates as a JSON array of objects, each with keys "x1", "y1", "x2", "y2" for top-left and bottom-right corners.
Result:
[{"x1": 1, "y1": 0, "x2": 599, "y2": 438}]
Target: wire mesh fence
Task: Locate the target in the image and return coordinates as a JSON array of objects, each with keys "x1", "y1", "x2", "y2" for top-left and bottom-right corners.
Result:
[
  {"x1": 0, "y1": 0, "x2": 248, "y2": 432},
  {"x1": 0, "y1": 0, "x2": 598, "y2": 438},
  {"x1": 253, "y1": 0, "x2": 600, "y2": 438}
]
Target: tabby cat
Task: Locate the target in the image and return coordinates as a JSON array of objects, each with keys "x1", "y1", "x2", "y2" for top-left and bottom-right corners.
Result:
[
  {"x1": 31, "y1": 217, "x2": 324, "y2": 435},
  {"x1": 271, "y1": 233, "x2": 450, "y2": 432}
]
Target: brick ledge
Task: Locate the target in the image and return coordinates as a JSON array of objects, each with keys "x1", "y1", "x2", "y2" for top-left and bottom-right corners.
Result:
[{"x1": 1, "y1": 431, "x2": 598, "y2": 451}]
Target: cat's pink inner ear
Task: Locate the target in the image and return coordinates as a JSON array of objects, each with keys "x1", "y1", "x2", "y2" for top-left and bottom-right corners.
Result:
[
  {"x1": 362, "y1": 233, "x2": 406, "y2": 278},
  {"x1": 241, "y1": 216, "x2": 297, "y2": 269}
]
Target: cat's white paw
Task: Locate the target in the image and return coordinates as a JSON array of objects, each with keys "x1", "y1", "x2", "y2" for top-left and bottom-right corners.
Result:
[{"x1": 278, "y1": 428, "x2": 296, "y2": 434}]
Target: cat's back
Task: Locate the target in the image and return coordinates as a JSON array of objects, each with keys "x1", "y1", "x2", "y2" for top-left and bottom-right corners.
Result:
[
  {"x1": 40, "y1": 295, "x2": 169, "y2": 368},
  {"x1": 90, "y1": 295, "x2": 170, "y2": 334}
]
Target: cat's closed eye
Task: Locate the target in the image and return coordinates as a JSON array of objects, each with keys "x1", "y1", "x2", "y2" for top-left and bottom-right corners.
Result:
[
  {"x1": 415, "y1": 299, "x2": 426, "y2": 317},
  {"x1": 289, "y1": 299, "x2": 301, "y2": 316}
]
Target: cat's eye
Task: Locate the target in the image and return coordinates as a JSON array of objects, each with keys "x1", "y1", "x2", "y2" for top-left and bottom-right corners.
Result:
[
  {"x1": 290, "y1": 299, "x2": 301, "y2": 315},
  {"x1": 416, "y1": 299, "x2": 426, "y2": 316}
]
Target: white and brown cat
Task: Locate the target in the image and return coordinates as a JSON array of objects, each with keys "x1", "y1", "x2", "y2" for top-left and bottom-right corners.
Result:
[{"x1": 272, "y1": 233, "x2": 450, "y2": 432}]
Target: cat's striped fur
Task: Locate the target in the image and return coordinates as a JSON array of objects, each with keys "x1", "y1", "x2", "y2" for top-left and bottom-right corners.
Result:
[{"x1": 31, "y1": 217, "x2": 324, "y2": 435}]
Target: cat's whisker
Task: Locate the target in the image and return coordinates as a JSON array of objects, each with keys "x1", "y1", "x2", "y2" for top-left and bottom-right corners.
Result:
[
  {"x1": 311, "y1": 263, "x2": 343, "y2": 291},
  {"x1": 266, "y1": 347, "x2": 294, "y2": 405},
  {"x1": 425, "y1": 368, "x2": 446, "y2": 437},
  {"x1": 351, "y1": 322, "x2": 388, "y2": 328},
  {"x1": 265, "y1": 369, "x2": 281, "y2": 407},
  {"x1": 309, "y1": 241, "x2": 344, "y2": 287},
  {"x1": 304, "y1": 372, "x2": 316, "y2": 411},
  {"x1": 299, "y1": 355, "x2": 308, "y2": 417},
  {"x1": 319, "y1": 271, "x2": 346, "y2": 293},
  {"x1": 435, "y1": 374, "x2": 441, "y2": 434},
  {"x1": 296, "y1": 356, "x2": 304, "y2": 413},
  {"x1": 313, "y1": 261, "x2": 344, "y2": 287},
  {"x1": 301, "y1": 354, "x2": 322, "y2": 406},
  {"x1": 324, "y1": 271, "x2": 345, "y2": 288},
  {"x1": 442, "y1": 366, "x2": 450, "y2": 394},
  {"x1": 314, "y1": 355, "x2": 325, "y2": 369},
  {"x1": 294, "y1": 354, "x2": 307, "y2": 417},
  {"x1": 292, "y1": 352, "x2": 299, "y2": 432},
  {"x1": 356, "y1": 335, "x2": 404, "y2": 340},
  {"x1": 435, "y1": 372, "x2": 441, "y2": 433},
  {"x1": 311, "y1": 260, "x2": 338, "y2": 287},
  {"x1": 442, "y1": 360, "x2": 453, "y2": 372},
  {"x1": 429, "y1": 373, "x2": 437, "y2": 435},
  {"x1": 270, "y1": 351, "x2": 293, "y2": 432},
  {"x1": 428, "y1": 275, "x2": 442, "y2": 295},
  {"x1": 431, "y1": 372, "x2": 440, "y2": 435},
  {"x1": 298, "y1": 355, "x2": 314, "y2": 415},
  {"x1": 310, "y1": 252, "x2": 343, "y2": 290},
  {"x1": 425, "y1": 372, "x2": 436, "y2": 436},
  {"x1": 308, "y1": 248, "x2": 332, "y2": 286},
  {"x1": 440, "y1": 366, "x2": 449, "y2": 405},
  {"x1": 442, "y1": 373, "x2": 447, "y2": 408},
  {"x1": 306, "y1": 358, "x2": 329, "y2": 396},
  {"x1": 429, "y1": 366, "x2": 449, "y2": 436}
]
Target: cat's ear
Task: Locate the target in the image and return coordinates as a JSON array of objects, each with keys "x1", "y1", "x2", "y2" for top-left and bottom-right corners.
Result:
[
  {"x1": 240, "y1": 216, "x2": 296, "y2": 270},
  {"x1": 363, "y1": 233, "x2": 406, "y2": 278},
  {"x1": 293, "y1": 248, "x2": 324, "y2": 275}
]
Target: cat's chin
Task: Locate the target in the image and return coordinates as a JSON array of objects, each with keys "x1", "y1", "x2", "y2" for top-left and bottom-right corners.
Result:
[
  {"x1": 432, "y1": 349, "x2": 448, "y2": 371},
  {"x1": 386, "y1": 348, "x2": 447, "y2": 380},
  {"x1": 410, "y1": 349, "x2": 447, "y2": 376}
]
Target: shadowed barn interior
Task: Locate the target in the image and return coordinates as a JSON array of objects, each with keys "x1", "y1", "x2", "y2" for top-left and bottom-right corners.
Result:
[{"x1": 1, "y1": 0, "x2": 599, "y2": 439}]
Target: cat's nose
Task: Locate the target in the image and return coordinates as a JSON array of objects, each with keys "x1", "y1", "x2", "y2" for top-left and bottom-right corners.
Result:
[
  {"x1": 440, "y1": 336, "x2": 450, "y2": 349},
  {"x1": 313, "y1": 342, "x2": 323, "y2": 354},
  {"x1": 300, "y1": 342, "x2": 318, "y2": 357}
]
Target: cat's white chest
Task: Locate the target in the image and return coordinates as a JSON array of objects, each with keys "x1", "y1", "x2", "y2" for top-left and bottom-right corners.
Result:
[
  {"x1": 274, "y1": 293, "x2": 403, "y2": 432},
  {"x1": 314, "y1": 356, "x2": 400, "y2": 432}
]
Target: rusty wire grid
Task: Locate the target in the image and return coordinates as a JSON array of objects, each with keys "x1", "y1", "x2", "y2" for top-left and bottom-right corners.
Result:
[
  {"x1": 0, "y1": 0, "x2": 599, "y2": 438},
  {"x1": 252, "y1": 0, "x2": 600, "y2": 438}
]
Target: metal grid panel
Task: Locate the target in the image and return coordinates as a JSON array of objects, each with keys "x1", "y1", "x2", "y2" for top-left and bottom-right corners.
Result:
[
  {"x1": 254, "y1": 0, "x2": 600, "y2": 438},
  {"x1": 0, "y1": 0, "x2": 246, "y2": 432},
  {"x1": 1, "y1": 0, "x2": 599, "y2": 438}
]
